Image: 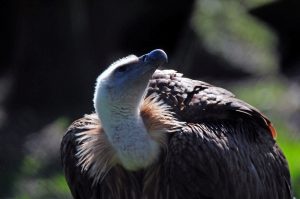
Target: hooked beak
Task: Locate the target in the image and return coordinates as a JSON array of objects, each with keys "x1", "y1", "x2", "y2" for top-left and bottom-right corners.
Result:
[
  {"x1": 129, "y1": 49, "x2": 168, "y2": 82},
  {"x1": 139, "y1": 49, "x2": 168, "y2": 69}
]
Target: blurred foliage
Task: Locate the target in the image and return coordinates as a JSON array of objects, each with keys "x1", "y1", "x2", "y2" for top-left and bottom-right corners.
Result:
[
  {"x1": 10, "y1": 118, "x2": 72, "y2": 199},
  {"x1": 7, "y1": 0, "x2": 300, "y2": 198},
  {"x1": 192, "y1": 0, "x2": 278, "y2": 74}
]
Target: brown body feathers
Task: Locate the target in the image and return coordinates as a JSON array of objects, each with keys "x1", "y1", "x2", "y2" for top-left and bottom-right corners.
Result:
[{"x1": 61, "y1": 69, "x2": 293, "y2": 199}]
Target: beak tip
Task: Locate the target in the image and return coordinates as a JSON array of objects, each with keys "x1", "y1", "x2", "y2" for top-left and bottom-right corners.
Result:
[{"x1": 143, "y1": 49, "x2": 168, "y2": 66}]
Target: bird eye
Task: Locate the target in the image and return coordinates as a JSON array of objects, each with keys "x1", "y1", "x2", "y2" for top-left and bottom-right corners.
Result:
[{"x1": 116, "y1": 65, "x2": 129, "y2": 73}]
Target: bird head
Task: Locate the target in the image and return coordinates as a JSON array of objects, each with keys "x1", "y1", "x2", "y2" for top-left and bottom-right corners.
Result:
[{"x1": 94, "y1": 49, "x2": 168, "y2": 115}]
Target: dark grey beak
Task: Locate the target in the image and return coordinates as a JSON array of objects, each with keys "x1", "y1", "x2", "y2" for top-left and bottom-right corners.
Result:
[{"x1": 139, "y1": 49, "x2": 168, "y2": 68}]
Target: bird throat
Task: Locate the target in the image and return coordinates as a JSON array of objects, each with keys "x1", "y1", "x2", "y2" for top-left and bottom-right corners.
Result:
[
  {"x1": 96, "y1": 94, "x2": 183, "y2": 171},
  {"x1": 76, "y1": 95, "x2": 183, "y2": 183},
  {"x1": 103, "y1": 109, "x2": 161, "y2": 170}
]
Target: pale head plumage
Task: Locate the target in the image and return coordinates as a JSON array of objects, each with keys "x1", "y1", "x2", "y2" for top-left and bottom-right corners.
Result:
[{"x1": 88, "y1": 49, "x2": 181, "y2": 172}]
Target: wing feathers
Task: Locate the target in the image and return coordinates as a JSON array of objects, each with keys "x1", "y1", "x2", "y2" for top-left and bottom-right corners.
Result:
[{"x1": 61, "y1": 69, "x2": 291, "y2": 199}]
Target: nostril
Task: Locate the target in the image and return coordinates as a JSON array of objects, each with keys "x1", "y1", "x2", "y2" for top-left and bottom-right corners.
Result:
[{"x1": 141, "y1": 55, "x2": 147, "y2": 62}]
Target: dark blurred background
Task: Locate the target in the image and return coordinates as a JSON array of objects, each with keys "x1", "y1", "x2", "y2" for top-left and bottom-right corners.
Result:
[{"x1": 0, "y1": 0, "x2": 300, "y2": 198}]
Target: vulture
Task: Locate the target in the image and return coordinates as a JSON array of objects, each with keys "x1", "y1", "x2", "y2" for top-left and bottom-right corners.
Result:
[{"x1": 61, "y1": 49, "x2": 293, "y2": 199}]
